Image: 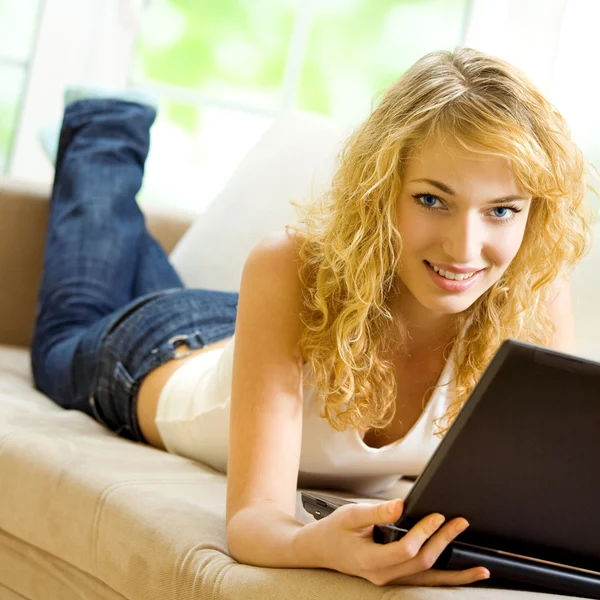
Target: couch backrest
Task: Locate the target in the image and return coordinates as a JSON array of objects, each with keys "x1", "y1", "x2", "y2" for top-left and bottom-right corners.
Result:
[
  {"x1": 2, "y1": 174, "x2": 598, "y2": 358},
  {"x1": 0, "y1": 177, "x2": 193, "y2": 348}
]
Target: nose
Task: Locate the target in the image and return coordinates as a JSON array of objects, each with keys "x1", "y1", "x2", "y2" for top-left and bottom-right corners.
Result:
[{"x1": 441, "y1": 212, "x2": 484, "y2": 265}]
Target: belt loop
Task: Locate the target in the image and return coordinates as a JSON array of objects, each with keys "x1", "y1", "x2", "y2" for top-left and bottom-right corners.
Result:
[
  {"x1": 167, "y1": 334, "x2": 193, "y2": 359},
  {"x1": 192, "y1": 329, "x2": 205, "y2": 346}
]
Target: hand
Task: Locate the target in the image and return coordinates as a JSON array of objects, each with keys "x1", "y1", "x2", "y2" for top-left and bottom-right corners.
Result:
[{"x1": 303, "y1": 498, "x2": 490, "y2": 587}]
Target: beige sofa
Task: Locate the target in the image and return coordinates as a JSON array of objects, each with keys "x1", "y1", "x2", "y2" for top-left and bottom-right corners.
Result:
[{"x1": 0, "y1": 177, "x2": 582, "y2": 599}]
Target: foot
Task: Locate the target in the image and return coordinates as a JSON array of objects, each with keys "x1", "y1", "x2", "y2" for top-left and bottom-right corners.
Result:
[
  {"x1": 38, "y1": 121, "x2": 62, "y2": 167},
  {"x1": 64, "y1": 84, "x2": 160, "y2": 111},
  {"x1": 38, "y1": 84, "x2": 160, "y2": 166}
]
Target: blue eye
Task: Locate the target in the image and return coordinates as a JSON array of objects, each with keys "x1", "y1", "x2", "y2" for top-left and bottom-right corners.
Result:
[
  {"x1": 414, "y1": 193, "x2": 442, "y2": 209},
  {"x1": 492, "y1": 206, "x2": 513, "y2": 219},
  {"x1": 412, "y1": 194, "x2": 522, "y2": 222}
]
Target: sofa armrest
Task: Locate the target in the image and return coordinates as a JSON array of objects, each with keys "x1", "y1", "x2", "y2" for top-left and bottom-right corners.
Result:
[{"x1": 0, "y1": 177, "x2": 194, "y2": 349}]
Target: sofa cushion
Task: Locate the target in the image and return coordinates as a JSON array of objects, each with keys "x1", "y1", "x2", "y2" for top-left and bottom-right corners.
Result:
[
  {"x1": 169, "y1": 110, "x2": 352, "y2": 293},
  {"x1": 0, "y1": 527, "x2": 125, "y2": 600},
  {"x1": 0, "y1": 344, "x2": 579, "y2": 599}
]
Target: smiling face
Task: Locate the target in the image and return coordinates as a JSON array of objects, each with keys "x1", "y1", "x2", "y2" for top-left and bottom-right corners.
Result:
[{"x1": 395, "y1": 136, "x2": 533, "y2": 317}]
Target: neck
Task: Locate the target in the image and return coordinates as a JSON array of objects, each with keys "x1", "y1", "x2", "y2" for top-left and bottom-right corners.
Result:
[{"x1": 387, "y1": 285, "x2": 458, "y2": 358}]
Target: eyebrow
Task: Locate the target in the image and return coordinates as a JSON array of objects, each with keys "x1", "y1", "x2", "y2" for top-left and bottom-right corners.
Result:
[{"x1": 410, "y1": 178, "x2": 529, "y2": 204}]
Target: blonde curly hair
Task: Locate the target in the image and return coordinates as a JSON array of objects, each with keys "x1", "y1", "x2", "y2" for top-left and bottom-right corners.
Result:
[{"x1": 293, "y1": 47, "x2": 594, "y2": 436}]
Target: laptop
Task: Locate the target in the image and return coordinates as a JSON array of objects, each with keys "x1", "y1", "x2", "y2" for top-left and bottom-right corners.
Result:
[{"x1": 302, "y1": 340, "x2": 600, "y2": 598}]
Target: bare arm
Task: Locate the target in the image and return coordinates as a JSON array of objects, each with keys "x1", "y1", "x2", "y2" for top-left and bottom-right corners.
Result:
[
  {"x1": 225, "y1": 229, "x2": 488, "y2": 586},
  {"x1": 226, "y1": 228, "x2": 316, "y2": 567}
]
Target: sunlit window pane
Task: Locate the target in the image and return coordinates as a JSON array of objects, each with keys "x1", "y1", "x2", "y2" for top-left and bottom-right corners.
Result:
[
  {"x1": 0, "y1": 66, "x2": 25, "y2": 174},
  {"x1": 298, "y1": 0, "x2": 469, "y2": 123},
  {"x1": 139, "y1": 102, "x2": 271, "y2": 212},
  {"x1": 0, "y1": 0, "x2": 41, "y2": 62},
  {"x1": 132, "y1": 0, "x2": 469, "y2": 211},
  {"x1": 132, "y1": 0, "x2": 297, "y2": 110},
  {"x1": 549, "y1": 0, "x2": 600, "y2": 209}
]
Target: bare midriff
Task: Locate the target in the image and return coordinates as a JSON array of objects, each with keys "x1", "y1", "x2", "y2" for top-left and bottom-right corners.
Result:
[{"x1": 136, "y1": 336, "x2": 233, "y2": 449}]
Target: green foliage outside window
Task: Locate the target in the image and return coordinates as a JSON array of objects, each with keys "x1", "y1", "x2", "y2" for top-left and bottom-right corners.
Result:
[
  {"x1": 133, "y1": 0, "x2": 297, "y2": 131},
  {"x1": 133, "y1": 0, "x2": 468, "y2": 128}
]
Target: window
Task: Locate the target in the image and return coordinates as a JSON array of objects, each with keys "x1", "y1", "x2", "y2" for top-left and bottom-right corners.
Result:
[
  {"x1": 5, "y1": 0, "x2": 599, "y2": 212},
  {"x1": 550, "y1": 0, "x2": 600, "y2": 200},
  {"x1": 0, "y1": 0, "x2": 42, "y2": 174},
  {"x1": 130, "y1": 0, "x2": 469, "y2": 212}
]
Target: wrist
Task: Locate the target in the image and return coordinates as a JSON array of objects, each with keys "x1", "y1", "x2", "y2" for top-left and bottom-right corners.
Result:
[{"x1": 290, "y1": 520, "x2": 327, "y2": 569}]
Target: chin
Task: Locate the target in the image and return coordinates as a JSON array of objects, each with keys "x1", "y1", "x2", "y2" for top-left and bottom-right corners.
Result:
[
  {"x1": 418, "y1": 293, "x2": 478, "y2": 315},
  {"x1": 414, "y1": 278, "x2": 491, "y2": 314}
]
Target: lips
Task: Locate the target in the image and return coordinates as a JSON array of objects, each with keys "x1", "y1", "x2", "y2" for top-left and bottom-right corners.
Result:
[
  {"x1": 424, "y1": 260, "x2": 484, "y2": 292},
  {"x1": 425, "y1": 260, "x2": 483, "y2": 276}
]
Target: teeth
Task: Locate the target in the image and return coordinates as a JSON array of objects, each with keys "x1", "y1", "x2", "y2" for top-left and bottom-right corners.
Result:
[{"x1": 430, "y1": 263, "x2": 475, "y2": 281}]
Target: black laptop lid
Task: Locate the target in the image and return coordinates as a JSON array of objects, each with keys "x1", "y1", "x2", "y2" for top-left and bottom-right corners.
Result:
[{"x1": 396, "y1": 340, "x2": 600, "y2": 571}]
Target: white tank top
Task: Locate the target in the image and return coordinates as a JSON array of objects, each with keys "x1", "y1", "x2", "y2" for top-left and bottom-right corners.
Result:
[{"x1": 155, "y1": 335, "x2": 455, "y2": 495}]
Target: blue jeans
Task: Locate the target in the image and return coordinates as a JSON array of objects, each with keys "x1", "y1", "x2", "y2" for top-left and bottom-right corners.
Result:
[{"x1": 31, "y1": 98, "x2": 238, "y2": 443}]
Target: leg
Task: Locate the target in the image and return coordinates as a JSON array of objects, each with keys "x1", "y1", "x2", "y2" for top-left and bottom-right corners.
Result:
[
  {"x1": 132, "y1": 229, "x2": 183, "y2": 298},
  {"x1": 38, "y1": 97, "x2": 160, "y2": 313},
  {"x1": 31, "y1": 95, "x2": 181, "y2": 416},
  {"x1": 31, "y1": 92, "x2": 238, "y2": 445},
  {"x1": 38, "y1": 86, "x2": 184, "y2": 299}
]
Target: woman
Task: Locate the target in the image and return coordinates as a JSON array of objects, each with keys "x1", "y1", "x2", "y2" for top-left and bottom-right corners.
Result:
[{"x1": 31, "y1": 47, "x2": 592, "y2": 588}]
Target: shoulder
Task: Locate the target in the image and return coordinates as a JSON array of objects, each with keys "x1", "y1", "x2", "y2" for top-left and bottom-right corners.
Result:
[
  {"x1": 242, "y1": 226, "x2": 305, "y2": 299},
  {"x1": 238, "y1": 227, "x2": 306, "y2": 346},
  {"x1": 245, "y1": 225, "x2": 304, "y2": 264}
]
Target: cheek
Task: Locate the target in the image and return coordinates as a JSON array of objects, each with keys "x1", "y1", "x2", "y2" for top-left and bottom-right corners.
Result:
[
  {"x1": 486, "y1": 222, "x2": 528, "y2": 268},
  {"x1": 398, "y1": 210, "x2": 438, "y2": 253}
]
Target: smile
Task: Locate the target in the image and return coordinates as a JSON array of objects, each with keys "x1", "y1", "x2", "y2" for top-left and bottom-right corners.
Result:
[
  {"x1": 427, "y1": 263, "x2": 477, "y2": 281},
  {"x1": 424, "y1": 261, "x2": 484, "y2": 292}
]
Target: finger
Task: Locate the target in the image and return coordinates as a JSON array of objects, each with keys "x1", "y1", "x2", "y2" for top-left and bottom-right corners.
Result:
[
  {"x1": 394, "y1": 566, "x2": 490, "y2": 587},
  {"x1": 340, "y1": 499, "x2": 404, "y2": 530},
  {"x1": 401, "y1": 517, "x2": 469, "y2": 574},
  {"x1": 370, "y1": 512, "x2": 447, "y2": 567}
]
